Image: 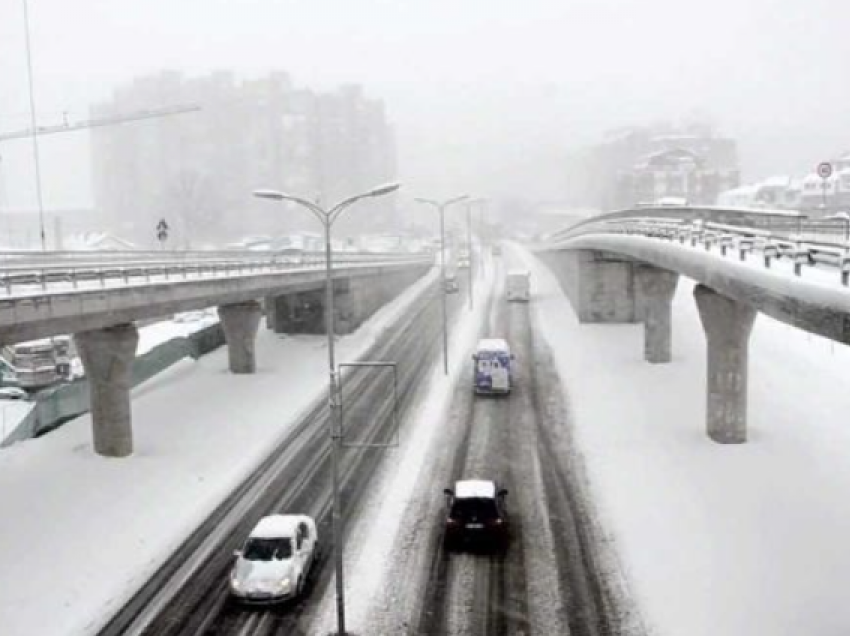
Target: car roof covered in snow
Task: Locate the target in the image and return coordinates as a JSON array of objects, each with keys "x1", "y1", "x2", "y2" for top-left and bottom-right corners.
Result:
[
  {"x1": 249, "y1": 514, "x2": 305, "y2": 539},
  {"x1": 476, "y1": 338, "x2": 510, "y2": 353},
  {"x1": 454, "y1": 480, "x2": 497, "y2": 499},
  {"x1": 507, "y1": 269, "x2": 530, "y2": 277}
]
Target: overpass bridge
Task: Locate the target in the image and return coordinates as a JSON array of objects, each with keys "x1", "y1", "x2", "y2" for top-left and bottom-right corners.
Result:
[
  {"x1": 537, "y1": 207, "x2": 850, "y2": 445},
  {"x1": 0, "y1": 249, "x2": 431, "y2": 457}
]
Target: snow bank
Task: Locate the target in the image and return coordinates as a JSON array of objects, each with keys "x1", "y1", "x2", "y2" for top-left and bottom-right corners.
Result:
[
  {"x1": 514, "y1": 243, "x2": 850, "y2": 636},
  {"x1": 0, "y1": 268, "x2": 435, "y2": 636}
]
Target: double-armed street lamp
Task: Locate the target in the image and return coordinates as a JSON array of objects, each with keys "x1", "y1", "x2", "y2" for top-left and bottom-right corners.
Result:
[
  {"x1": 414, "y1": 195, "x2": 469, "y2": 375},
  {"x1": 254, "y1": 181, "x2": 400, "y2": 636}
]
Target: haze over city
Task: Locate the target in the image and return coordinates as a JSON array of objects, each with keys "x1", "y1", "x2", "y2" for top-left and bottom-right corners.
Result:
[
  {"x1": 2, "y1": 0, "x2": 849, "y2": 212},
  {"x1": 6, "y1": 2, "x2": 850, "y2": 636}
]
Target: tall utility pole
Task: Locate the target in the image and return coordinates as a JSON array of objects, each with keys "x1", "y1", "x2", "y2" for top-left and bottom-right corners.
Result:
[
  {"x1": 254, "y1": 182, "x2": 400, "y2": 636},
  {"x1": 415, "y1": 195, "x2": 469, "y2": 374},
  {"x1": 21, "y1": 0, "x2": 46, "y2": 250},
  {"x1": 465, "y1": 201, "x2": 474, "y2": 309}
]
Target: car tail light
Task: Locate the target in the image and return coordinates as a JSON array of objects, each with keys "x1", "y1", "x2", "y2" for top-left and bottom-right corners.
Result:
[
  {"x1": 447, "y1": 518, "x2": 458, "y2": 525},
  {"x1": 491, "y1": 518, "x2": 504, "y2": 525}
]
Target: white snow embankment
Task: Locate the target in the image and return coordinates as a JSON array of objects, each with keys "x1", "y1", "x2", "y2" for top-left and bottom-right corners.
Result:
[
  {"x1": 312, "y1": 262, "x2": 496, "y2": 636},
  {"x1": 514, "y1": 243, "x2": 850, "y2": 636},
  {"x1": 0, "y1": 268, "x2": 436, "y2": 636}
]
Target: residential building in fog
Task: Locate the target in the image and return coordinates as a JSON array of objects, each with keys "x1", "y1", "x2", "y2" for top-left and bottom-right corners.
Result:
[
  {"x1": 566, "y1": 122, "x2": 740, "y2": 210},
  {"x1": 89, "y1": 71, "x2": 396, "y2": 246},
  {"x1": 717, "y1": 151, "x2": 850, "y2": 217}
]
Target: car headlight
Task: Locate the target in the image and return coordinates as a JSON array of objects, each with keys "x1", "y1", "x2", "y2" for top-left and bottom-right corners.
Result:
[
  {"x1": 277, "y1": 578, "x2": 291, "y2": 592},
  {"x1": 230, "y1": 576, "x2": 241, "y2": 591}
]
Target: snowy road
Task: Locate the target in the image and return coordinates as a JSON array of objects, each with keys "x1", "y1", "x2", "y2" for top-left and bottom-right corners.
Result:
[
  {"x1": 359, "y1": 257, "x2": 640, "y2": 635},
  {"x1": 64, "y1": 253, "x2": 644, "y2": 636},
  {"x1": 97, "y1": 277, "x2": 458, "y2": 636}
]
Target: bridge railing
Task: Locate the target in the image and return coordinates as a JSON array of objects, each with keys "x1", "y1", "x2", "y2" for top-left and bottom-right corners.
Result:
[
  {"x1": 548, "y1": 207, "x2": 850, "y2": 286},
  {"x1": 0, "y1": 251, "x2": 433, "y2": 297}
]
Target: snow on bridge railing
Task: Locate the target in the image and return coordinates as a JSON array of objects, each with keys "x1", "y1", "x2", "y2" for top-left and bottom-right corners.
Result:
[
  {"x1": 0, "y1": 248, "x2": 427, "y2": 266},
  {"x1": 547, "y1": 207, "x2": 850, "y2": 287},
  {"x1": 0, "y1": 251, "x2": 432, "y2": 297}
]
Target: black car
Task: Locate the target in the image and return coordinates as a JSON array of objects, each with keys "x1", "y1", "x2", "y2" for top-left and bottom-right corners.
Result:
[{"x1": 443, "y1": 479, "x2": 508, "y2": 551}]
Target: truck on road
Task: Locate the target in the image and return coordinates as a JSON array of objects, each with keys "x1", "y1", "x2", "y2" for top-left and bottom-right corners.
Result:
[{"x1": 506, "y1": 270, "x2": 530, "y2": 302}]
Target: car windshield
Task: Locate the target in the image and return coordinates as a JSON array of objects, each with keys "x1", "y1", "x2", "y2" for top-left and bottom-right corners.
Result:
[
  {"x1": 242, "y1": 537, "x2": 292, "y2": 561},
  {"x1": 450, "y1": 498, "x2": 500, "y2": 522}
]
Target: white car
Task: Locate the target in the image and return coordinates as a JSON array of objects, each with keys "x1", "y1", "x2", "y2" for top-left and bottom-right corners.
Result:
[{"x1": 229, "y1": 514, "x2": 318, "y2": 603}]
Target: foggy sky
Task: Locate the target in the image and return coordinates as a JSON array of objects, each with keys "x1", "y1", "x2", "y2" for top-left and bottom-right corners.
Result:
[{"x1": 1, "y1": 0, "x2": 849, "y2": 211}]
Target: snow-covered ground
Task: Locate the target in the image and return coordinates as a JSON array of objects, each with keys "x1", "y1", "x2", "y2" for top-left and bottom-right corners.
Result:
[
  {"x1": 0, "y1": 400, "x2": 34, "y2": 440},
  {"x1": 1, "y1": 311, "x2": 222, "y2": 445},
  {"x1": 137, "y1": 309, "x2": 220, "y2": 355},
  {"x1": 0, "y1": 269, "x2": 435, "y2": 636},
  {"x1": 514, "y1": 243, "x2": 850, "y2": 636}
]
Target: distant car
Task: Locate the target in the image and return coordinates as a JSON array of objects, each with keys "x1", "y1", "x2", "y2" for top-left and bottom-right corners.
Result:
[
  {"x1": 0, "y1": 387, "x2": 29, "y2": 400},
  {"x1": 229, "y1": 514, "x2": 318, "y2": 603},
  {"x1": 443, "y1": 480, "x2": 509, "y2": 551},
  {"x1": 492, "y1": 245, "x2": 502, "y2": 256},
  {"x1": 444, "y1": 276, "x2": 460, "y2": 294}
]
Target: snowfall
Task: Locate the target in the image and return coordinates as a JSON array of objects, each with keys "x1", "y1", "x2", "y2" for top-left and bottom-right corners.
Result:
[{"x1": 1, "y1": 241, "x2": 850, "y2": 635}]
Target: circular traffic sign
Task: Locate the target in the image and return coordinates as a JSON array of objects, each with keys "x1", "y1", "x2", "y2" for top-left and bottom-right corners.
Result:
[{"x1": 818, "y1": 162, "x2": 833, "y2": 179}]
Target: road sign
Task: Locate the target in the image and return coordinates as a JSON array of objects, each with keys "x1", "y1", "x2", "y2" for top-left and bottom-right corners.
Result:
[
  {"x1": 156, "y1": 219, "x2": 169, "y2": 244},
  {"x1": 818, "y1": 162, "x2": 833, "y2": 179}
]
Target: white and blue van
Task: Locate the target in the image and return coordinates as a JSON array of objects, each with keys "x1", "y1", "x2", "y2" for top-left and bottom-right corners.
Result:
[{"x1": 472, "y1": 339, "x2": 514, "y2": 395}]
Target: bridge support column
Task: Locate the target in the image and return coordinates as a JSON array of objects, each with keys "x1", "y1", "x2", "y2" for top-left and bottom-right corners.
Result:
[
  {"x1": 218, "y1": 300, "x2": 262, "y2": 373},
  {"x1": 74, "y1": 323, "x2": 139, "y2": 458},
  {"x1": 539, "y1": 250, "x2": 638, "y2": 323},
  {"x1": 635, "y1": 266, "x2": 679, "y2": 363},
  {"x1": 694, "y1": 285, "x2": 757, "y2": 443}
]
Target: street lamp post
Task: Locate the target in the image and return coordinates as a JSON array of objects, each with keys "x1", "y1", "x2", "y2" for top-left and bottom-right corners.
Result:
[
  {"x1": 465, "y1": 202, "x2": 473, "y2": 309},
  {"x1": 254, "y1": 182, "x2": 400, "y2": 636},
  {"x1": 415, "y1": 195, "x2": 468, "y2": 375}
]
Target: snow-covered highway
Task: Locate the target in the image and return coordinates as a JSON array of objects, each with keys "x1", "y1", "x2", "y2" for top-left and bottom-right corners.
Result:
[{"x1": 4, "y1": 244, "x2": 850, "y2": 635}]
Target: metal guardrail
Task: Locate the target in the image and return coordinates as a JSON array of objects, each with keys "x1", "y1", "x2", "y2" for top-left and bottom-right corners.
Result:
[
  {"x1": 552, "y1": 210, "x2": 850, "y2": 286},
  {"x1": 0, "y1": 251, "x2": 432, "y2": 296}
]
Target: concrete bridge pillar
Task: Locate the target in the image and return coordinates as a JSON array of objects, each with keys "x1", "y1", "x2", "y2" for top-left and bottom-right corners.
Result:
[
  {"x1": 635, "y1": 266, "x2": 679, "y2": 363},
  {"x1": 74, "y1": 323, "x2": 139, "y2": 458},
  {"x1": 694, "y1": 285, "x2": 757, "y2": 443},
  {"x1": 218, "y1": 300, "x2": 262, "y2": 373},
  {"x1": 539, "y1": 250, "x2": 638, "y2": 323}
]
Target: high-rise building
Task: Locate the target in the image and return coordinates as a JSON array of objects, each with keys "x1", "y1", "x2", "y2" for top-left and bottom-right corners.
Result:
[{"x1": 89, "y1": 72, "x2": 397, "y2": 246}]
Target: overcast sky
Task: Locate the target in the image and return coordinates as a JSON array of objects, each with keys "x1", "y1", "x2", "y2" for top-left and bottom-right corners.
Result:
[{"x1": 1, "y1": 0, "x2": 849, "y2": 210}]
